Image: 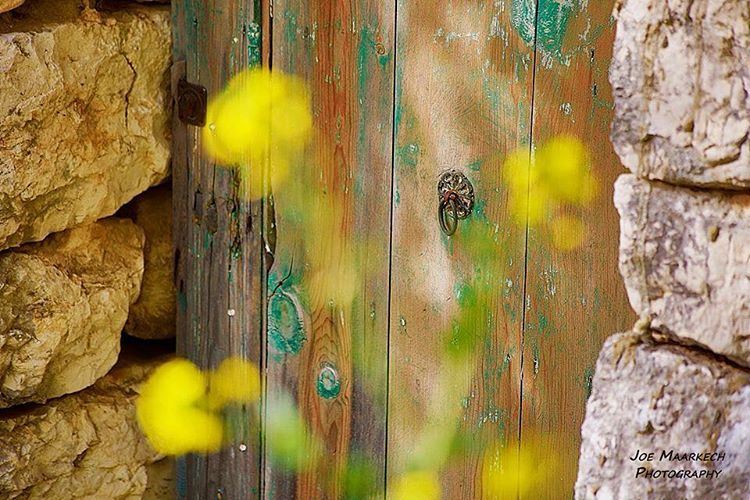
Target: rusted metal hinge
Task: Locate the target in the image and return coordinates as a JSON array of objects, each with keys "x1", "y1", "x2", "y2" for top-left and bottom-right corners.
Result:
[
  {"x1": 177, "y1": 79, "x2": 207, "y2": 127},
  {"x1": 171, "y1": 59, "x2": 208, "y2": 127}
]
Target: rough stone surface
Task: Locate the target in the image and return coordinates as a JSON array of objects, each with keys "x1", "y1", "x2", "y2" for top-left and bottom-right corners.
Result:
[
  {"x1": 0, "y1": 0, "x2": 171, "y2": 251},
  {"x1": 123, "y1": 185, "x2": 176, "y2": 340},
  {"x1": 144, "y1": 459, "x2": 175, "y2": 499},
  {"x1": 0, "y1": 350, "x2": 169, "y2": 499},
  {"x1": 0, "y1": 219, "x2": 145, "y2": 408},
  {"x1": 0, "y1": 0, "x2": 23, "y2": 14},
  {"x1": 576, "y1": 332, "x2": 750, "y2": 499},
  {"x1": 611, "y1": 0, "x2": 750, "y2": 189},
  {"x1": 615, "y1": 174, "x2": 750, "y2": 366}
]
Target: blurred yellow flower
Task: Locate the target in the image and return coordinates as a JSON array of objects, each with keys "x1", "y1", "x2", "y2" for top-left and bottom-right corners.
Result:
[
  {"x1": 535, "y1": 135, "x2": 597, "y2": 206},
  {"x1": 551, "y1": 214, "x2": 587, "y2": 251},
  {"x1": 202, "y1": 68, "x2": 312, "y2": 198},
  {"x1": 481, "y1": 439, "x2": 558, "y2": 499},
  {"x1": 207, "y1": 356, "x2": 261, "y2": 410},
  {"x1": 503, "y1": 135, "x2": 597, "y2": 251},
  {"x1": 391, "y1": 470, "x2": 440, "y2": 500},
  {"x1": 136, "y1": 359, "x2": 223, "y2": 455}
]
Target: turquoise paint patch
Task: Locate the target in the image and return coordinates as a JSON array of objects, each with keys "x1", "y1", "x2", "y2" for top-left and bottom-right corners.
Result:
[
  {"x1": 473, "y1": 198, "x2": 489, "y2": 222},
  {"x1": 268, "y1": 287, "x2": 306, "y2": 356},
  {"x1": 538, "y1": 312, "x2": 549, "y2": 333},
  {"x1": 511, "y1": 0, "x2": 536, "y2": 46},
  {"x1": 177, "y1": 291, "x2": 187, "y2": 313},
  {"x1": 466, "y1": 159, "x2": 483, "y2": 172},
  {"x1": 396, "y1": 143, "x2": 420, "y2": 168},
  {"x1": 316, "y1": 364, "x2": 341, "y2": 399},
  {"x1": 247, "y1": 22, "x2": 262, "y2": 67},
  {"x1": 537, "y1": 0, "x2": 573, "y2": 60},
  {"x1": 283, "y1": 10, "x2": 298, "y2": 47},
  {"x1": 511, "y1": 0, "x2": 575, "y2": 64}
]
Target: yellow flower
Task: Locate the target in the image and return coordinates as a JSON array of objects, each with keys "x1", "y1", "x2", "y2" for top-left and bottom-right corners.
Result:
[
  {"x1": 481, "y1": 439, "x2": 557, "y2": 499},
  {"x1": 535, "y1": 135, "x2": 597, "y2": 206},
  {"x1": 502, "y1": 135, "x2": 598, "y2": 248},
  {"x1": 504, "y1": 148, "x2": 534, "y2": 225},
  {"x1": 202, "y1": 68, "x2": 312, "y2": 199},
  {"x1": 206, "y1": 356, "x2": 261, "y2": 410},
  {"x1": 391, "y1": 470, "x2": 440, "y2": 500},
  {"x1": 551, "y1": 214, "x2": 587, "y2": 251},
  {"x1": 136, "y1": 359, "x2": 224, "y2": 455}
]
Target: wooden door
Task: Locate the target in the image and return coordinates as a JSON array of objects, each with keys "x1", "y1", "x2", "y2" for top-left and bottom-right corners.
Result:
[{"x1": 173, "y1": 0, "x2": 632, "y2": 498}]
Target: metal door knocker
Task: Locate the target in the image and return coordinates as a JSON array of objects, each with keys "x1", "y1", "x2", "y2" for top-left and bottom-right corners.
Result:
[{"x1": 437, "y1": 170, "x2": 474, "y2": 236}]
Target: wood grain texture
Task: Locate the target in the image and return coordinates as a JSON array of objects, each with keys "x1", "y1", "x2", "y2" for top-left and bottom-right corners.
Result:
[
  {"x1": 266, "y1": 0, "x2": 395, "y2": 498},
  {"x1": 520, "y1": 1, "x2": 634, "y2": 497},
  {"x1": 172, "y1": 1, "x2": 267, "y2": 498},
  {"x1": 387, "y1": 0, "x2": 534, "y2": 496}
]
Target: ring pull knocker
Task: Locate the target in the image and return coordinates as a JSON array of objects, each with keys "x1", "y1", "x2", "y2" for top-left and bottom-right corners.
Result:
[
  {"x1": 437, "y1": 170, "x2": 475, "y2": 237},
  {"x1": 439, "y1": 194, "x2": 459, "y2": 236}
]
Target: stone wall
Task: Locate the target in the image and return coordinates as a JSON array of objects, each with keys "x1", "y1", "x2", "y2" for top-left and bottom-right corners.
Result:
[
  {"x1": 576, "y1": 0, "x2": 750, "y2": 498},
  {"x1": 0, "y1": 0, "x2": 176, "y2": 497}
]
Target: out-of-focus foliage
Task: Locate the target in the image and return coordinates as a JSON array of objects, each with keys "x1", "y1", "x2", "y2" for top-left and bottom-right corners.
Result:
[
  {"x1": 265, "y1": 395, "x2": 321, "y2": 470},
  {"x1": 202, "y1": 68, "x2": 312, "y2": 198},
  {"x1": 342, "y1": 454, "x2": 381, "y2": 498},
  {"x1": 136, "y1": 356, "x2": 260, "y2": 455}
]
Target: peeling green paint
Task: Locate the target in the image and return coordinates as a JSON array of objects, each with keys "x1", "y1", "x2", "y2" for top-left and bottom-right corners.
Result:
[
  {"x1": 537, "y1": 0, "x2": 573, "y2": 61},
  {"x1": 247, "y1": 22, "x2": 262, "y2": 67},
  {"x1": 268, "y1": 270, "x2": 306, "y2": 357},
  {"x1": 511, "y1": 0, "x2": 575, "y2": 65},
  {"x1": 396, "y1": 143, "x2": 420, "y2": 168},
  {"x1": 316, "y1": 364, "x2": 341, "y2": 399},
  {"x1": 466, "y1": 159, "x2": 483, "y2": 172},
  {"x1": 511, "y1": 0, "x2": 536, "y2": 47},
  {"x1": 538, "y1": 312, "x2": 549, "y2": 333},
  {"x1": 283, "y1": 10, "x2": 298, "y2": 48}
]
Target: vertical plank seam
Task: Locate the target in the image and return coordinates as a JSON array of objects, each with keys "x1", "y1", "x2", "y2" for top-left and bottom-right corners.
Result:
[
  {"x1": 383, "y1": 0, "x2": 400, "y2": 496},
  {"x1": 261, "y1": 0, "x2": 273, "y2": 495},
  {"x1": 516, "y1": 0, "x2": 542, "y2": 497}
]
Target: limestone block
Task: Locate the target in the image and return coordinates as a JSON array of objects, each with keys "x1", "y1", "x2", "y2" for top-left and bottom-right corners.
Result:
[
  {"x1": 0, "y1": 352, "x2": 168, "y2": 499},
  {"x1": 0, "y1": 0, "x2": 23, "y2": 14},
  {"x1": 123, "y1": 185, "x2": 176, "y2": 340},
  {"x1": 611, "y1": 0, "x2": 750, "y2": 188},
  {"x1": 0, "y1": 0, "x2": 171, "y2": 251},
  {"x1": 615, "y1": 174, "x2": 750, "y2": 366},
  {"x1": 0, "y1": 218, "x2": 145, "y2": 408},
  {"x1": 576, "y1": 332, "x2": 750, "y2": 499},
  {"x1": 144, "y1": 459, "x2": 175, "y2": 499}
]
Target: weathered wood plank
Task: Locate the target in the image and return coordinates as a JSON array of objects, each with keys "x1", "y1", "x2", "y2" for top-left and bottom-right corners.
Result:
[
  {"x1": 172, "y1": 1, "x2": 266, "y2": 498},
  {"x1": 387, "y1": 0, "x2": 534, "y2": 497},
  {"x1": 520, "y1": 1, "x2": 634, "y2": 497},
  {"x1": 266, "y1": 0, "x2": 395, "y2": 497}
]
